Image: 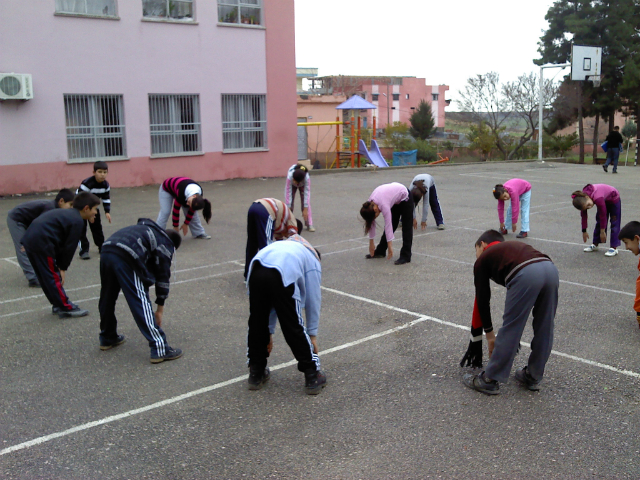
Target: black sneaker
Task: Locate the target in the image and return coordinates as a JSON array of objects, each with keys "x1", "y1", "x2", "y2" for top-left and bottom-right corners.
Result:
[
  {"x1": 516, "y1": 231, "x2": 528, "y2": 239},
  {"x1": 150, "y1": 347, "x2": 183, "y2": 364},
  {"x1": 79, "y1": 251, "x2": 90, "y2": 260},
  {"x1": 603, "y1": 165, "x2": 608, "y2": 173},
  {"x1": 365, "y1": 254, "x2": 385, "y2": 259},
  {"x1": 100, "y1": 334, "x2": 126, "y2": 351},
  {"x1": 463, "y1": 371, "x2": 499, "y2": 395},
  {"x1": 58, "y1": 306, "x2": 89, "y2": 318},
  {"x1": 499, "y1": 227, "x2": 508, "y2": 235},
  {"x1": 304, "y1": 369, "x2": 327, "y2": 395},
  {"x1": 514, "y1": 366, "x2": 541, "y2": 391},
  {"x1": 248, "y1": 366, "x2": 271, "y2": 390},
  {"x1": 28, "y1": 280, "x2": 41, "y2": 288}
]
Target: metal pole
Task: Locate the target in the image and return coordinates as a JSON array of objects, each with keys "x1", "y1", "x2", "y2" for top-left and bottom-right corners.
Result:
[
  {"x1": 538, "y1": 65, "x2": 544, "y2": 160},
  {"x1": 386, "y1": 82, "x2": 390, "y2": 128}
]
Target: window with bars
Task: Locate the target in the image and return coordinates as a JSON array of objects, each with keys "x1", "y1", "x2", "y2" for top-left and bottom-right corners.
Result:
[
  {"x1": 149, "y1": 94, "x2": 201, "y2": 155},
  {"x1": 142, "y1": 0, "x2": 193, "y2": 20},
  {"x1": 432, "y1": 93, "x2": 439, "y2": 101},
  {"x1": 392, "y1": 93, "x2": 400, "y2": 101},
  {"x1": 218, "y1": 0, "x2": 262, "y2": 26},
  {"x1": 64, "y1": 94, "x2": 126, "y2": 162},
  {"x1": 222, "y1": 94, "x2": 267, "y2": 152},
  {"x1": 372, "y1": 94, "x2": 379, "y2": 101},
  {"x1": 55, "y1": 0, "x2": 117, "y2": 16}
]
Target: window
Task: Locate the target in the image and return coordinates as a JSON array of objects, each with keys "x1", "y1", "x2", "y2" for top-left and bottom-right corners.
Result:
[
  {"x1": 372, "y1": 94, "x2": 379, "y2": 101},
  {"x1": 432, "y1": 93, "x2": 439, "y2": 101},
  {"x1": 149, "y1": 95, "x2": 201, "y2": 155},
  {"x1": 392, "y1": 93, "x2": 399, "y2": 101},
  {"x1": 143, "y1": 0, "x2": 193, "y2": 20},
  {"x1": 222, "y1": 94, "x2": 267, "y2": 151},
  {"x1": 218, "y1": 0, "x2": 262, "y2": 25},
  {"x1": 406, "y1": 94, "x2": 410, "y2": 100},
  {"x1": 64, "y1": 95, "x2": 126, "y2": 161},
  {"x1": 55, "y1": 0, "x2": 117, "y2": 16}
]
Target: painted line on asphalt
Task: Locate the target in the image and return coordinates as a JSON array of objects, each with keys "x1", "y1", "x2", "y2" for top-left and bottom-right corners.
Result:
[
  {"x1": 2, "y1": 257, "x2": 20, "y2": 267},
  {"x1": 3, "y1": 283, "x2": 639, "y2": 457}
]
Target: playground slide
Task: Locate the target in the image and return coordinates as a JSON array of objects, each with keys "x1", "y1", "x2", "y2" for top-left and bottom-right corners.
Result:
[{"x1": 358, "y1": 139, "x2": 388, "y2": 168}]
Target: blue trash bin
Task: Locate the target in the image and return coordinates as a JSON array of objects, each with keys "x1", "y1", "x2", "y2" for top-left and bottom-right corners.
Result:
[{"x1": 392, "y1": 149, "x2": 418, "y2": 166}]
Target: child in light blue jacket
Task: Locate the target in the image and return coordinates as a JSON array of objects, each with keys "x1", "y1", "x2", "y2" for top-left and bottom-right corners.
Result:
[{"x1": 245, "y1": 235, "x2": 326, "y2": 395}]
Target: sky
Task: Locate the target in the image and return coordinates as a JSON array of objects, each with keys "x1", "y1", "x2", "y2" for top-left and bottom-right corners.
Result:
[{"x1": 294, "y1": 0, "x2": 561, "y2": 110}]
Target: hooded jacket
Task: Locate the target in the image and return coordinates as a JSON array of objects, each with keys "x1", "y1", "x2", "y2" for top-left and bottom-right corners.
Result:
[{"x1": 101, "y1": 218, "x2": 175, "y2": 305}]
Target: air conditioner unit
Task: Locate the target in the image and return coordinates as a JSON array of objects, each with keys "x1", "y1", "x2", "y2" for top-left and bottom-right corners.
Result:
[{"x1": 0, "y1": 73, "x2": 33, "y2": 100}]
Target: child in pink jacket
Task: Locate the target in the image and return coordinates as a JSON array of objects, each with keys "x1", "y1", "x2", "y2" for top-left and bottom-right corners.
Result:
[{"x1": 493, "y1": 179, "x2": 532, "y2": 239}]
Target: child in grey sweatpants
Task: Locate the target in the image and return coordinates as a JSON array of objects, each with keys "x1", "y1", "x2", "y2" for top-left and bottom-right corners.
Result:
[{"x1": 463, "y1": 229, "x2": 559, "y2": 395}]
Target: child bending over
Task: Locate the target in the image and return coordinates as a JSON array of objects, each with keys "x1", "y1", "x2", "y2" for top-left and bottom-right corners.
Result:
[
  {"x1": 493, "y1": 179, "x2": 531, "y2": 239},
  {"x1": 572, "y1": 183, "x2": 621, "y2": 257}
]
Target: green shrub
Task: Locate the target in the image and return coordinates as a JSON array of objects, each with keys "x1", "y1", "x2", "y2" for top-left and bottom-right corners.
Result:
[{"x1": 415, "y1": 139, "x2": 437, "y2": 162}]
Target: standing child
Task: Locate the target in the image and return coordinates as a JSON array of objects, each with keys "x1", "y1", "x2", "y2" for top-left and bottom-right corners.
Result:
[
  {"x1": 244, "y1": 197, "x2": 300, "y2": 279},
  {"x1": 246, "y1": 235, "x2": 326, "y2": 395},
  {"x1": 285, "y1": 163, "x2": 315, "y2": 232},
  {"x1": 77, "y1": 161, "x2": 112, "y2": 260},
  {"x1": 157, "y1": 177, "x2": 212, "y2": 239},
  {"x1": 462, "y1": 230, "x2": 559, "y2": 395},
  {"x1": 21, "y1": 192, "x2": 101, "y2": 318},
  {"x1": 493, "y1": 179, "x2": 532, "y2": 238},
  {"x1": 98, "y1": 219, "x2": 183, "y2": 363},
  {"x1": 603, "y1": 126, "x2": 624, "y2": 173},
  {"x1": 7, "y1": 188, "x2": 75, "y2": 287},
  {"x1": 360, "y1": 182, "x2": 414, "y2": 265},
  {"x1": 618, "y1": 221, "x2": 640, "y2": 329},
  {"x1": 572, "y1": 183, "x2": 621, "y2": 257},
  {"x1": 409, "y1": 173, "x2": 445, "y2": 231}
]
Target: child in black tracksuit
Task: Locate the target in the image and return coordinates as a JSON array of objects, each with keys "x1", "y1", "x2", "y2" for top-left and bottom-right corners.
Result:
[
  {"x1": 98, "y1": 218, "x2": 183, "y2": 364},
  {"x1": 21, "y1": 192, "x2": 101, "y2": 318},
  {"x1": 77, "y1": 161, "x2": 112, "y2": 259}
]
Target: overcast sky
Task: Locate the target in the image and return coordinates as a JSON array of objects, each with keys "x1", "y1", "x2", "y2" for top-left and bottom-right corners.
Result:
[{"x1": 294, "y1": 0, "x2": 562, "y2": 109}]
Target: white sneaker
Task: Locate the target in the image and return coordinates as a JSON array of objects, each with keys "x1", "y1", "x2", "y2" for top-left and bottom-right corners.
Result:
[
  {"x1": 604, "y1": 248, "x2": 618, "y2": 257},
  {"x1": 307, "y1": 225, "x2": 316, "y2": 232},
  {"x1": 583, "y1": 244, "x2": 598, "y2": 252},
  {"x1": 437, "y1": 224, "x2": 445, "y2": 230}
]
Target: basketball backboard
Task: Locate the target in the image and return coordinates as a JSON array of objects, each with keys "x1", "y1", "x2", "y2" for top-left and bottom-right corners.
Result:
[{"x1": 571, "y1": 44, "x2": 602, "y2": 81}]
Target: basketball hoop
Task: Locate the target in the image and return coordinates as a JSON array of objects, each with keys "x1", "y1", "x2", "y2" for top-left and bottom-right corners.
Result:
[{"x1": 590, "y1": 75, "x2": 602, "y2": 87}]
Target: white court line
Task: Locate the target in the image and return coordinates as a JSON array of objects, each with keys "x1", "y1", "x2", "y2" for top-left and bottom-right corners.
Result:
[
  {"x1": 3, "y1": 283, "x2": 640, "y2": 457},
  {"x1": 529, "y1": 206, "x2": 573, "y2": 215},
  {"x1": 2, "y1": 257, "x2": 20, "y2": 267}
]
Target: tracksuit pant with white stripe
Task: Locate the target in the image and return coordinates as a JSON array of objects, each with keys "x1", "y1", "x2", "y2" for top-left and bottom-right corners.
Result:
[
  {"x1": 25, "y1": 251, "x2": 75, "y2": 311},
  {"x1": 247, "y1": 262, "x2": 319, "y2": 373},
  {"x1": 99, "y1": 251, "x2": 169, "y2": 358},
  {"x1": 244, "y1": 202, "x2": 274, "y2": 279}
]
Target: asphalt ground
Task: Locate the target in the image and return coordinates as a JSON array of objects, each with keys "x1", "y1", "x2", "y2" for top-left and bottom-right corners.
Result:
[{"x1": 1, "y1": 161, "x2": 639, "y2": 479}]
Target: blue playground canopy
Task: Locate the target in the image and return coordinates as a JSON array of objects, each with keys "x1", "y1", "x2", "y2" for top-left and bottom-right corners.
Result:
[{"x1": 336, "y1": 95, "x2": 377, "y2": 110}]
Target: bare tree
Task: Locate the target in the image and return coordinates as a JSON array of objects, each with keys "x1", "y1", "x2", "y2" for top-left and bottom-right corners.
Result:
[
  {"x1": 503, "y1": 72, "x2": 558, "y2": 159},
  {"x1": 457, "y1": 72, "x2": 513, "y2": 159}
]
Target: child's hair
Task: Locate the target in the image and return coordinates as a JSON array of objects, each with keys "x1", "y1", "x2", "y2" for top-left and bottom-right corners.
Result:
[
  {"x1": 296, "y1": 219, "x2": 303, "y2": 234},
  {"x1": 618, "y1": 221, "x2": 640, "y2": 242},
  {"x1": 475, "y1": 229, "x2": 505, "y2": 247},
  {"x1": 360, "y1": 201, "x2": 377, "y2": 235},
  {"x1": 292, "y1": 164, "x2": 308, "y2": 183},
  {"x1": 411, "y1": 180, "x2": 427, "y2": 204},
  {"x1": 73, "y1": 192, "x2": 101, "y2": 210},
  {"x1": 190, "y1": 195, "x2": 212, "y2": 223},
  {"x1": 165, "y1": 229, "x2": 182, "y2": 250},
  {"x1": 93, "y1": 161, "x2": 108, "y2": 172},
  {"x1": 492, "y1": 184, "x2": 505, "y2": 200},
  {"x1": 571, "y1": 190, "x2": 589, "y2": 210},
  {"x1": 55, "y1": 188, "x2": 75, "y2": 204}
]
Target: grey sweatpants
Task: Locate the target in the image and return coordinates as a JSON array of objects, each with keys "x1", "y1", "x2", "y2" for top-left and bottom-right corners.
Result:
[
  {"x1": 485, "y1": 260, "x2": 559, "y2": 383},
  {"x1": 7, "y1": 216, "x2": 37, "y2": 283},
  {"x1": 156, "y1": 186, "x2": 206, "y2": 238}
]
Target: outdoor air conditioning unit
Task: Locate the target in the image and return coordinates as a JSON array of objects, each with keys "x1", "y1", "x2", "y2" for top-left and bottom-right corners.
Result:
[{"x1": 0, "y1": 73, "x2": 33, "y2": 100}]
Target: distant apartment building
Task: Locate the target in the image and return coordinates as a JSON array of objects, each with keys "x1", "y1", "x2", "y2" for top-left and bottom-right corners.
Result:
[
  {"x1": 0, "y1": 0, "x2": 297, "y2": 195},
  {"x1": 304, "y1": 75, "x2": 449, "y2": 130}
]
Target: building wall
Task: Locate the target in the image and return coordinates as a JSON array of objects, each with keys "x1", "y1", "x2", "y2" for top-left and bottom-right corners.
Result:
[
  {"x1": 297, "y1": 95, "x2": 346, "y2": 164},
  {"x1": 0, "y1": 0, "x2": 297, "y2": 195}
]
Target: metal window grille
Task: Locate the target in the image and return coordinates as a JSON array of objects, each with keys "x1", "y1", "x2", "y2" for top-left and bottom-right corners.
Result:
[
  {"x1": 392, "y1": 93, "x2": 399, "y2": 101},
  {"x1": 64, "y1": 94, "x2": 126, "y2": 161},
  {"x1": 55, "y1": 0, "x2": 117, "y2": 16},
  {"x1": 432, "y1": 94, "x2": 439, "y2": 101},
  {"x1": 218, "y1": 0, "x2": 262, "y2": 25},
  {"x1": 222, "y1": 94, "x2": 267, "y2": 151},
  {"x1": 142, "y1": 0, "x2": 193, "y2": 20},
  {"x1": 149, "y1": 94, "x2": 201, "y2": 155},
  {"x1": 372, "y1": 94, "x2": 379, "y2": 101}
]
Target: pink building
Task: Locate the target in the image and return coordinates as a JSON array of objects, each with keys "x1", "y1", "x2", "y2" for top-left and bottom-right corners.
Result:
[
  {"x1": 0, "y1": 0, "x2": 297, "y2": 195},
  {"x1": 308, "y1": 76, "x2": 449, "y2": 131}
]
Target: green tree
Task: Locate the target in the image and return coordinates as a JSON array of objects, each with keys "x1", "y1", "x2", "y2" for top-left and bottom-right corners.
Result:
[
  {"x1": 382, "y1": 122, "x2": 415, "y2": 151},
  {"x1": 543, "y1": 132, "x2": 578, "y2": 157},
  {"x1": 409, "y1": 100, "x2": 435, "y2": 140},
  {"x1": 468, "y1": 122, "x2": 496, "y2": 161}
]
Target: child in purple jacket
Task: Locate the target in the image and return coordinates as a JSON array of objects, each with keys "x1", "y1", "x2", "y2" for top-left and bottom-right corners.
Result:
[
  {"x1": 493, "y1": 179, "x2": 532, "y2": 239},
  {"x1": 572, "y1": 183, "x2": 621, "y2": 257}
]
